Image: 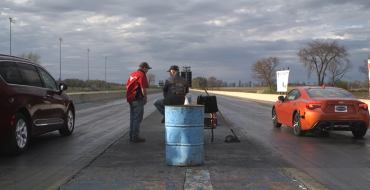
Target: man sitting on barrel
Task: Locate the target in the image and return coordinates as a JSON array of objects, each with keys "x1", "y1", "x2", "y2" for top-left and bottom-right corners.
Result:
[{"x1": 154, "y1": 65, "x2": 189, "y2": 123}]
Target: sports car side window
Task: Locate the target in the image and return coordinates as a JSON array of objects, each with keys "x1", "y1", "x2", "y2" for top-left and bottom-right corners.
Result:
[
  {"x1": 295, "y1": 91, "x2": 301, "y2": 100},
  {"x1": 285, "y1": 89, "x2": 299, "y2": 101}
]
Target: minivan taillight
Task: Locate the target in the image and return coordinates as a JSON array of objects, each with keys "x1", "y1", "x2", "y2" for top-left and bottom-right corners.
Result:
[
  {"x1": 11, "y1": 115, "x2": 15, "y2": 125},
  {"x1": 359, "y1": 104, "x2": 368, "y2": 111},
  {"x1": 306, "y1": 103, "x2": 322, "y2": 110}
]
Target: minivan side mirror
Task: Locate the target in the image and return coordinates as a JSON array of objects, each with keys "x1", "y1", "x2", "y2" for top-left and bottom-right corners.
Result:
[
  {"x1": 278, "y1": 95, "x2": 284, "y2": 102},
  {"x1": 59, "y1": 83, "x2": 68, "y2": 91}
]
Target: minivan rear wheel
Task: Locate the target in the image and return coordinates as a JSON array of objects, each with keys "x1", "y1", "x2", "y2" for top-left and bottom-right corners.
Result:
[
  {"x1": 11, "y1": 113, "x2": 29, "y2": 155},
  {"x1": 59, "y1": 107, "x2": 74, "y2": 136}
]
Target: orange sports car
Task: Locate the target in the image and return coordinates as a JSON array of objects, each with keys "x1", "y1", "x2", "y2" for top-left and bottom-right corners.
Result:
[{"x1": 272, "y1": 86, "x2": 369, "y2": 138}]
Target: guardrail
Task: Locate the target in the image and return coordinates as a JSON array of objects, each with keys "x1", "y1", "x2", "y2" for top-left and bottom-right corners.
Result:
[
  {"x1": 68, "y1": 91, "x2": 125, "y2": 104},
  {"x1": 67, "y1": 89, "x2": 162, "y2": 104}
]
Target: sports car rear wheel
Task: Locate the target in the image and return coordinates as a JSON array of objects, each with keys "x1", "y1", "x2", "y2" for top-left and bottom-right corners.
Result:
[
  {"x1": 293, "y1": 112, "x2": 306, "y2": 136},
  {"x1": 272, "y1": 108, "x2": 282, "y2": 128},
  {"x1": 352, "y1": 128, "x2": 367, "y2": 138}
]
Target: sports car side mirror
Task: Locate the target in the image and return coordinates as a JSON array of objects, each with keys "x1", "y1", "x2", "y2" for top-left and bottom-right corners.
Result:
[{"x1": 278, "y1": 96, "x2": 284, "y2": 102}]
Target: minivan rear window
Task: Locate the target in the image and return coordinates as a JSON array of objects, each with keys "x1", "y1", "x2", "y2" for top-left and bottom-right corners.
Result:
[
  {"x1": 0, "y1": 61, "x2": 22, "y2": 84},
  {"x1": 16, "y1": 63, "x2": 43, "y2": 87},
  {"x1": 306, "y1": 88, "x2": 355, "y2": 98}
]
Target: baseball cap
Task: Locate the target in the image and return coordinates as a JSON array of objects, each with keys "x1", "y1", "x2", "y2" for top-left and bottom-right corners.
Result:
[
  {"x1": 167, "y1": 65, "x2": 179, "y2": 72},
  {"x1": 139, "y1": 62, "x2": 152, "y2": 69}
]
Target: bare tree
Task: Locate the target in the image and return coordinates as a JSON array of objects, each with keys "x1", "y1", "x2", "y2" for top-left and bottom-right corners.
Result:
[
  {"x1": 327, "y1": 59, "x2": 352, "y2": 86},
  {"x1": 358, "y1": 56, "x2": 370, "y2": 79},
  {"x1": 362, "y1": 79, "x2": 369, "y2": 89},
  {"x1": 349, "y1": 80, "x2": 362, "y2": 90},
  {"x1": 147, "y1": 73, "x2": 155, "y2": 85},
  {"x1": 192, "y1": 77, "x2": 207, "y2": 89},
  {"x1": 251, "y1": 57, "x2": 279, "y2": 91},
  {"x1": 207, "y1": 76, "x2": 216, "y2": 90},
  {"x1": 215, "y1": 80, "x2": 223, "y2": 90},
  {"x1": 335, "y1": 80, "x2": 349, "y2": 90},
  {"x1": 298, "y1": 40, "x2": 351, "y2": 86},
  {"x1": 18, "y1": 52, "x2": 41, "y2": 65},
  {"x1": 229, "y1": 82, "x2": 236, "y2": 87}
]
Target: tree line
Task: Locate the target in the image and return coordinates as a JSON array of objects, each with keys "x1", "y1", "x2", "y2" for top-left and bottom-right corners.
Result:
[
  {"x1": 190, "y1": 39, "x2": 368, "y2": 92},
  {"x1": 18, "y1": 39, "x2": 370, "y2": 92},
  {"x1": 188, "y1": 76, "x2": 368, "y2": 92},
  {"x1": 62, "y1": 78, "x2": 124, "y2": 91},
  {"x1": 251, "y1": 40, "x2": 355, "y2": 91}
]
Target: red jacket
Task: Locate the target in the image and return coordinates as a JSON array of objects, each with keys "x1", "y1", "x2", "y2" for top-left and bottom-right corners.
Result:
[{"x1": 126, "y1": 70, "x2": 149, "y2": 102}]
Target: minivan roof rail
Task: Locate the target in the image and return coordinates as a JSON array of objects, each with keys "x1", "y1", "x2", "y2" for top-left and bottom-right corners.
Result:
[{"x1": 0, "y1": 54, "x2": 32, "y2": 61}]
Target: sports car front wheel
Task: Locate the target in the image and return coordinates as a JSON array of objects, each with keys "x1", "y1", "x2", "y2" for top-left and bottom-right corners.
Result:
[{"x1": 272, "y1": 108, "x2": 282, "y2": 128}]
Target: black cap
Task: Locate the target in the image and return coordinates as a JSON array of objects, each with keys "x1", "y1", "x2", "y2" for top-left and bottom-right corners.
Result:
[
  {"x1": 167, "y1": 65, "x2": 179, "y2": 72},
  {"x1": 139, "y1": 62, "x2": 152, "y2": 69}
]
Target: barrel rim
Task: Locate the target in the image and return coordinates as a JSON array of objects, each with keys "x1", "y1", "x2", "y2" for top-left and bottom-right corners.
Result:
[
  {"x1": 165, "y1": 124, "x2": 204, "y2": 127},
  {"x1": 165, "y1": 105, "x2": 204, "y2": 107}
]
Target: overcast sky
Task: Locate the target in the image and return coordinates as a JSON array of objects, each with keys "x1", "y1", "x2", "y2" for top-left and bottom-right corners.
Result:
[{"x1": 1, "y1": 0, "x2": 370, "y2": 85}]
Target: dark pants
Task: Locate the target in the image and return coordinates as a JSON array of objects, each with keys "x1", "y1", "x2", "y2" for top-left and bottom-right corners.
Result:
[
  {"x1": 129, "y1": 99, "x2": 144, "y2": 139},
  {"x1": 154, "y1": 99, "x2": 165, "y2": 115}
]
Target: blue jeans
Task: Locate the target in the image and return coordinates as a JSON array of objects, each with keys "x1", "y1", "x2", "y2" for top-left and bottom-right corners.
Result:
[
  {"x1": 129, "y1": 99, "x2": 144, "y2": 139},
  {"x1": 154, "y1": 99, "x2": 165, "y2": 115}
]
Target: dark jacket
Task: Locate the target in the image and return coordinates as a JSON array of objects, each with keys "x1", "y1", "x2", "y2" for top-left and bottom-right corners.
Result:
[{"x1": 163, "y1": 73, "x2": 189, "y2": 105}]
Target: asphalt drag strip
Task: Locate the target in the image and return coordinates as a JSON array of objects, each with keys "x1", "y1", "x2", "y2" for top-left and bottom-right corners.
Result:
[{"x1": 61, "y1": 110, "x2": 307, "y2": 190}]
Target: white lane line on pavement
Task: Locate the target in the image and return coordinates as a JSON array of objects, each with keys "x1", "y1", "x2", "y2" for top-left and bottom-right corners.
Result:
[{"x1": 184, "y1": 169, "x2": 213, "y2": 190}]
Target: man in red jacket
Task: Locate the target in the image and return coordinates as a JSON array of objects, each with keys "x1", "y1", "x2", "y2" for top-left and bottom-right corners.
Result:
[{"x1": 126, "y1": 62, "x2": 151, "y2": 142}]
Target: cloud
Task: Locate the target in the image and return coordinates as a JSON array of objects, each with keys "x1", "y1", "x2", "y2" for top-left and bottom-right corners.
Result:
[{"x1": 0, "y1": 0, "x2": 370, "y2": 85}]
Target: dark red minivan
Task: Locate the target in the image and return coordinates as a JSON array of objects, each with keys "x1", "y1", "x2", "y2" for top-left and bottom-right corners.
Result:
[{"x1": 0, "y1": 54, "x2": 75, "y2": 155}]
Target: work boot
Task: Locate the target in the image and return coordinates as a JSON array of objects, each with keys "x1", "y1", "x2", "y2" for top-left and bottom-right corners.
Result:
[
  {"x1": 131, "y1": 137, "x2": 145, "y2": 142},
  {"x1": 161, "y1": 116, "x2": 165, "y2": 123}
]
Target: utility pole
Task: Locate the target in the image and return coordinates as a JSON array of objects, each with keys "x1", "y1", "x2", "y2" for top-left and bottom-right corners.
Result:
[
  {"x1": 59, "y1": 38, "x2": 63, "y2": 82},
  {"x1": 87, "y1": 48, "x2": 90, "y2": 86},
  {"x1": 105, "y1": 56, "x2": 107, "y2": 89},
  {"x1": 9, "y1": 17, "x2": 15, "y2": 55}
]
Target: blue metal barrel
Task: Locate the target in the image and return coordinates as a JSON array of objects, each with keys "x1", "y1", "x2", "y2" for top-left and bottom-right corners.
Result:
[{"x1": 165, "y1": 105, "x2": 204, "y2": 166}]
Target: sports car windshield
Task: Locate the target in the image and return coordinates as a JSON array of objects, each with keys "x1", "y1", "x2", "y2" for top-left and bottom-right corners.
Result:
[{"x1": 306, "y1": 88, "x2": 355, "y2": 98}]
